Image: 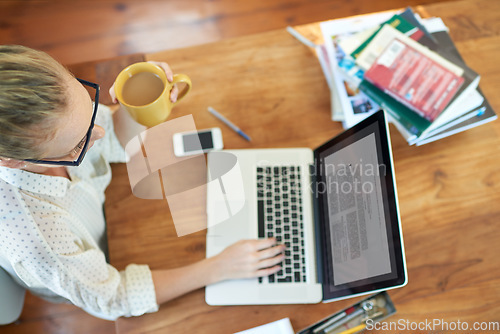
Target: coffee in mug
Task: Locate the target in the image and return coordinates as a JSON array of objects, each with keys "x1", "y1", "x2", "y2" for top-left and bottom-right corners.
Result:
[
  {"x1": 114, "y1": 62, "x2": 192, "y2": 127},
  {"x1": 122, "y1": 72, "x2": 165, "y2": 106}
]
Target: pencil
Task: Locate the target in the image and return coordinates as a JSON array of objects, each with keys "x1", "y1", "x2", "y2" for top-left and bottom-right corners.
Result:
[{"x1": 337, "y1": 323, "x2": 366, "y2": 334}]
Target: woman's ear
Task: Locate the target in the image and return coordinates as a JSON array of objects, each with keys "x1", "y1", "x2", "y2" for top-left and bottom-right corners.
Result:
[{"x1": 0, "y1": 158, "x2": 27, "y2": 169}]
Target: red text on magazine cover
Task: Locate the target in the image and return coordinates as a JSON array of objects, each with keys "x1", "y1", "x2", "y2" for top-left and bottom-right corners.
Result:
[{"x1": 363, "y1": 38, "x2": 464, "y2": 121}]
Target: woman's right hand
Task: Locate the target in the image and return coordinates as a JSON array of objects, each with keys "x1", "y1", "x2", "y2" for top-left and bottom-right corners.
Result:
[{"x1": 209, "y1": 238, "x2": 285, "y2": 283}]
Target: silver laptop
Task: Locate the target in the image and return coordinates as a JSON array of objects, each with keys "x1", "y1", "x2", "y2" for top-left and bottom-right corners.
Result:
[{"x1": 205, "y1": 111, "x2": 407, "y2": 305}]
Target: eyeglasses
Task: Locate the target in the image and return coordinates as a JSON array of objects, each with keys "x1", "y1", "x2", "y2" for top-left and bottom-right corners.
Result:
[{"x1": 24, "y1": 78, "x2": 100, "y2": 167}]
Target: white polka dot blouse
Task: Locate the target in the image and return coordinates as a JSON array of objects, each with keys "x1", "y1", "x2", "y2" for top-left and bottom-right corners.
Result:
[{"x1": 0, "y1": 105, "x2": 158, "y2": 319}]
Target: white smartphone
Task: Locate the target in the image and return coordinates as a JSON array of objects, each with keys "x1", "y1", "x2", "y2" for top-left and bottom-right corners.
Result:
[{"x1": 173, "y1": 127, "x2": 223, "y2": 157}]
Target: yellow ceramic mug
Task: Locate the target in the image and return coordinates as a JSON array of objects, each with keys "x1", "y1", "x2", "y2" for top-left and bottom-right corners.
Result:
[{"x1": 114, "y1": 62, "x2": 192, "y2": 127}]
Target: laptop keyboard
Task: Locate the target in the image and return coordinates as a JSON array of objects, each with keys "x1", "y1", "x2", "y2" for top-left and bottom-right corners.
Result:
[{"x1": 256, "y1": 166, "x2": 307, "y2": 284}]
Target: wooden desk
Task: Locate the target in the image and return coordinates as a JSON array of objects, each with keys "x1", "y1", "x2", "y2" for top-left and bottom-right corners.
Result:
[{"x1": 69, "y1": 0, "x2": 500, "y2": 332}]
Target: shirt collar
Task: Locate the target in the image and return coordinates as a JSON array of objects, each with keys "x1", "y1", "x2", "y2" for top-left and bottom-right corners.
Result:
[{"x1": 0, "y1": 166, "x2": 70, "y2": 197}]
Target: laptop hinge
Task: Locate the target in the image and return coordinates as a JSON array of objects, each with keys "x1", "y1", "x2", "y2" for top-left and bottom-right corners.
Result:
[{"x1": 309, "y1": 163, "x2": 323, "y2": 284}]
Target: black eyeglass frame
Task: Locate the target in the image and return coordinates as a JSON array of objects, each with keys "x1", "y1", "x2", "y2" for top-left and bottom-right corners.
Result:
[{"x1": 24, "y1": 78, "x2": 100, "y2": 167}]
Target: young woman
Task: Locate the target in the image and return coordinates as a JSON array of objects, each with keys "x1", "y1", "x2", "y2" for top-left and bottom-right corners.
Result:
[{"x1": 0, "y1": 45, "x2": 284, "y2": 320}]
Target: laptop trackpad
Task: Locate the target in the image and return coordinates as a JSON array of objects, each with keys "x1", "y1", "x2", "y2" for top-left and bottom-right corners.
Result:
[
  {"x1": 207, "y1": 203, "x2": 254, "y2": 255},
  {"x1": 258, "y1": 285, "x2": 307, "y2": 301}
]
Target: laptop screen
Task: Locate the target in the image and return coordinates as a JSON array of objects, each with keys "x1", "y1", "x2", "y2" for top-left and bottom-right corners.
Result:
[{"x1": 314, "y1": 110, "x2": 406, "y2": 301}]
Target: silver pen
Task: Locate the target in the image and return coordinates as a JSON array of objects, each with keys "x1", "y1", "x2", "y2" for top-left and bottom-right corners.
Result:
[
  {"x1": 323, "y1": 301, "x2": 374, "y2": 333},
  {"x1": 207, "y1": 106, "x2": 251, "y2": 141},
  {"x1": 312, "y1": 310, "x2": 351, "y2": 334}
]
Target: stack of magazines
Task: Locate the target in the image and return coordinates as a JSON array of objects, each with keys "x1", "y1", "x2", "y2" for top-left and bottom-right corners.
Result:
[{"x1": 317, "y1": 7, "x2": 496, "y2": 145}]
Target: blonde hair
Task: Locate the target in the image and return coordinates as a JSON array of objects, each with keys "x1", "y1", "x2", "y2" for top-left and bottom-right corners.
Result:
[{"x1": 0, "y1": 45, "x2": 69, "y2": 160}]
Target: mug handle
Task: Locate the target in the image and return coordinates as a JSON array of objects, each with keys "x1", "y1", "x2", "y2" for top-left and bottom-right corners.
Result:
[{"x1": 171, "y1": 74, "x2": 192, "y2": 106}]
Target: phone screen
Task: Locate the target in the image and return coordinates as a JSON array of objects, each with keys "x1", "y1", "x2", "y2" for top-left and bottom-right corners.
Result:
[{"x1": 183, "y1": 131, "x2": 214, "y2": 152}]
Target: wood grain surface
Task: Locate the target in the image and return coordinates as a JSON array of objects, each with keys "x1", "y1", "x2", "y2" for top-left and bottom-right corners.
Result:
[
  {"x1": 109, "y1": 0, "x2": 500, "y2": 333},
  {"x1": 1, "y1": 0, "x2": 458, "y2": 65},
  {"x1": 1, "y1": 0, "x2": 495, "y2": 333}
]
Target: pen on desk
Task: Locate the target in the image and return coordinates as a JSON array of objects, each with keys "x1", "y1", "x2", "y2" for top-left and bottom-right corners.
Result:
[
  {"x1": 286, "y1": 26, "x2": 317, "y2": 48},
  {"x1": 207, "y1": 106, "x2": 251, "y2": 141}
]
